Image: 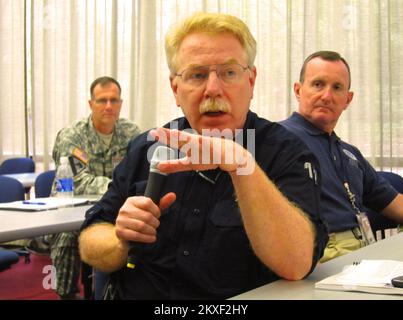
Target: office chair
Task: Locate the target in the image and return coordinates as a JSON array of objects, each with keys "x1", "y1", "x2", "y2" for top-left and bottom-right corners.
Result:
[
  {"x1": 80, "y1": 267, "x2": 110, "y2": 300},
  {"x1": 367, "y1": 171, "x2": 403, "y2": 239},
  {"x1": 0, "y1": 157, "x2": 35, "y2": 174},
  {"x1": 0, "y1": 176, "x2": 25, "y2": 203},
  {"x1": 94, "y1": 269, "x2": 110, "y2": 300},
  {"x1": 0, "y1": 249, "x2": 19, "y2": 272},
  {"x1": 378, "y1": 171, "x2": 403, "y2": 193},
  {"x1": 0, "y1": 157, "x2": 35, "y2": 194},
  {"x1": 0, "y1": 176, "x2": 31, "y2": 263},
  {"x1": 27, "y1": 170, "x2": 56, "y2": 256},
  {"x1": 34, "y1": 170, "x2": 56, "y2": 198}
]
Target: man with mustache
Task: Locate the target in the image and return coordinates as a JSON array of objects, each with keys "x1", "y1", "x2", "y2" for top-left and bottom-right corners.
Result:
[
  {"x1": 79, "y1": 13, "x2": 328, "y2": 299},
  {"x1": 49, "y1": 76, "x2": 140, "y2": 299},
  {"x1": 281, "y1": 51, "x2": 403, "y2": 262},
  {"x1": 199, "y1": 97, "x2": 230, "y2": 114}
]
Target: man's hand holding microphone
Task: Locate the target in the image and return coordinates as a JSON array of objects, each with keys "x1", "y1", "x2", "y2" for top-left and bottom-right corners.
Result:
[{"x1": 114, "y1": 127, "x2": 255, "y2": 269}]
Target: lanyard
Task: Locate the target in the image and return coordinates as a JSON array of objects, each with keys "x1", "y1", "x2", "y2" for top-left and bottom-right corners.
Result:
[
  {"x1": 329, "y1": 134, "x2": 347, "y2": 182},
  {"x1": 329, "y1": 134, "x2": 361, "y2": 214},
  {"x1": 343, "y1": 180, "x2": 362, "y2": 214},
  {"x1": 329, "y1": 134, "x2": 376, "y2": 244}
]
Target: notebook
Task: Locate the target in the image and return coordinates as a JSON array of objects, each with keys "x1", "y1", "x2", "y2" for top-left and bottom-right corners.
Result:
[
  {"x1": 315, "y1": 259, "x2": 403, "y2": 295},
  {"x1": 0, "y1": 197, "x2": 95, "y2": 211}
]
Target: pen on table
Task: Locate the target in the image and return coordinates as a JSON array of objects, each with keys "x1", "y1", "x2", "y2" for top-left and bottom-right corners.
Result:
[{"x1": 22, "y1": 201, "x2": 46, "y2": 205}]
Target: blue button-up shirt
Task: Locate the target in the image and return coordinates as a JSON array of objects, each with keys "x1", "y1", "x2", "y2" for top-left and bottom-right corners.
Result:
[{"x1": 82, "y1": 111, "x2": 328, "y2": 299}]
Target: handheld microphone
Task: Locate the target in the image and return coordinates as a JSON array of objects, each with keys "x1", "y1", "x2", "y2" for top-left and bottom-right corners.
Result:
[{"x1": 126, "y1": 145, "x2": 176, "y2": 269}]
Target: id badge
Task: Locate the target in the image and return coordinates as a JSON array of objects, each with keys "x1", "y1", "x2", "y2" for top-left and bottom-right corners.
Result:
[{"x1": 356, "y1": 212, "x2": 376, "y2": 245}]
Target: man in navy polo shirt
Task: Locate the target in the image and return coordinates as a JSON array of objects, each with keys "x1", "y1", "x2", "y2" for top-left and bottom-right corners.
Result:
[
  {"x1": 78, "y1": 13, "x2": 328, "y2": 299},
  {"x1": 281, "y1": 51, "x2": 403, "y2": 262}
]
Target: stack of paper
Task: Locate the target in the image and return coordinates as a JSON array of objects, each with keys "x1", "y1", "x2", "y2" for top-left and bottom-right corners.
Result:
[{"x1": 315, "y1": 260, "x2": 403, "y2": 295}]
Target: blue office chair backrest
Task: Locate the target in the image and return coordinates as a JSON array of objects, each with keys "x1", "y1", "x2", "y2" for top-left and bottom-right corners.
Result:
[
  {"x1": 0, "y1": 250, "x2": 19, "y2": 272},
  {"x1": 0, "y1": 176, "x2": 31, "y2": 264},
  {"x1": 0, "y1": 176, "x2": 25, "y2": 203},
  {"x1": 0, "y1": 157, "x2": 35, "y2": 174},
  {"x1": 35, "y1": 170, "x2": 56, "y2": 198},
  {"x1": 378, "y1": 171, "x2": 403, "y2": 193},
  {"x1": 367, "y1": 171, "x2": 403, "y2": 236}
]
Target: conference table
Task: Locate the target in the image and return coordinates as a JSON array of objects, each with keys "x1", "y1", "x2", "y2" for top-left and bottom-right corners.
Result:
[
  {"x1": 2, "y1": 200, "x2": 402, "y2": 300},
  {"x1": 231, "y1": 232, "x2": 403, "y2": 300},
  {"x1": 2, "y1": 172, "x2": 38, "y2": 188},
  {"x1": 0, "y1": 204, "x2": 91, "y2": 243}
]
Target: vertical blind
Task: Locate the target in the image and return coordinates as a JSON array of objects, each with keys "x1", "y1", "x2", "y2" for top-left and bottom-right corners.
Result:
[
  {"x1": 0, "y1": 0, "x2": 402, "y2": 173},
  {"x1": 0, "y1": 0, "x2": 25, "y2": 159}
]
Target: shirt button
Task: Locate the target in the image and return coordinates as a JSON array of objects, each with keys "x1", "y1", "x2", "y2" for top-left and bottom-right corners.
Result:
[
  {"x1": 183, "y1": 250, "x2": 190, "y2": 256},
  {"x1": 193, "y1": 208, "x2": 200, "y2": 215}
]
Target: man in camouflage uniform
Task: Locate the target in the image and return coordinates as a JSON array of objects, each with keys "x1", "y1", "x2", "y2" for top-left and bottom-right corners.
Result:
[{"x1": 50, "y1": 76, "x2": 141, "y2": 299}]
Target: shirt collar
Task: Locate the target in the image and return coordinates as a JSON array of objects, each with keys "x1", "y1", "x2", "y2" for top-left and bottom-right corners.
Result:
[
  {"x1": 291, "y1": 112, "x2": 342, "y2": 143},
  {"x1": 289, "y1": 112, "x2": 324, "y2": 136},
  {"x1": 291, "y1": 111, "x2": 340, "y2": 140}
]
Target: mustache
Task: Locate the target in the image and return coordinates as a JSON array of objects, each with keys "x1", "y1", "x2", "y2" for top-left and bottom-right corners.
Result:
[{"x1": 199, "y1": 99, "x2": 231, "y2": 114}]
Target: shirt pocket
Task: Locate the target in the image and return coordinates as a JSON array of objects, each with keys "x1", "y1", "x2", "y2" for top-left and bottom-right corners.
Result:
[
  {"x1": 208, "y1": 199, "x2": 243, "y2": 227},
  {"x1": 205, "y1": 199, "x2": 253, "y2": 290}
]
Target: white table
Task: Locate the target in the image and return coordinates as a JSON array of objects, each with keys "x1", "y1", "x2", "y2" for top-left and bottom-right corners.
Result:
[
  {"x1": 231, "y1": 233, "x2": 403, "y2": 300},
  {"x1": 2, "y1": 173, "x2": 38, "y2": 188},
  {"x1": 0, "y1": 205, "x2": 91, "y2": 242}
]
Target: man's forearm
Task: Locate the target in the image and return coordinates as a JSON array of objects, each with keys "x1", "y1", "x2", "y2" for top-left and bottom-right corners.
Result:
[
  {"x1": 74, "y1": 171, "x2": 112, "y2": 195},
  {"x1": 79, "y1": 222, "x2": 129, "y2": 273},
  {"x1": 229, "y1": 164, "x2": 315, "y2": 280}
]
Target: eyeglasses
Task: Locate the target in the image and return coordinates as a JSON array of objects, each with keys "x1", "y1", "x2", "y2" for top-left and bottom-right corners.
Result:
[
  {"x1": 175, "y1": 63, "x2": 249, "y2": 87},
  {"x1": 93, "y1": 98, "x2": 122, "y2": 106}
]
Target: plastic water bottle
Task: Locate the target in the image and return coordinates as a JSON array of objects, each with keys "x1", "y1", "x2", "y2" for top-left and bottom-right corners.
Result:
[{"x1": 55, "y1": 156, "x2": 74, "y2": 200}]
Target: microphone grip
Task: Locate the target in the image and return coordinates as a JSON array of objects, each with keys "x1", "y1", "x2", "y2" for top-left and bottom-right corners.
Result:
[
  {"x1": 126, "y1": 171, "x2": 167, "y2": 269},
  {"x1": 144, "y1": 172, "x2": 167, "y2": 203}
]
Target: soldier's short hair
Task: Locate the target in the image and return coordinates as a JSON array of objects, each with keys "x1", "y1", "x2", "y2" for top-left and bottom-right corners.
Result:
[{"x1": 90, "y1": 76, "x2": 122, "y2": 99}]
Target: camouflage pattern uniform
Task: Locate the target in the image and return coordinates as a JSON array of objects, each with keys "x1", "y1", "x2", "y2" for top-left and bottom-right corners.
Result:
[{"x1": 50, "y1": 115, "x2": 140, "y2": 298}]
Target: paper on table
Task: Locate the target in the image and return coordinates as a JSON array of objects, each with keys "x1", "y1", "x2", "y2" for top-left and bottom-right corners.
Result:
[
  {"x1": 0, "y1": 197, "x2": 92, "y2": 211},
  {"x1": 315, "y1": 259, "x2": 403, "y2": 295}
]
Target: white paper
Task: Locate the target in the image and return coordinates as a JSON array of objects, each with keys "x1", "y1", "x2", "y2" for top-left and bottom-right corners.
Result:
[
  {"x1": 0, "y1": 197, "x2": 92, "y2": 211},
  {"x1": 315, "y1": 260, "x2": 403, "y2": 295}
]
